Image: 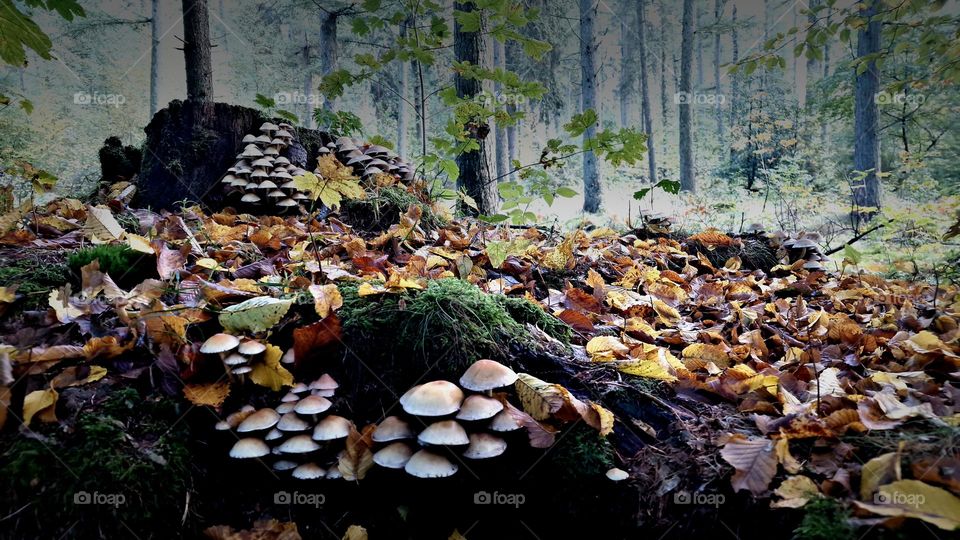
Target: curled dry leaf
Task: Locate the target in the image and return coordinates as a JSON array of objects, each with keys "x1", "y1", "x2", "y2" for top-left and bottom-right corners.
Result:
[
  {"x1": 183, "y1": 381, "x2": 231, "y2": 408},
  {"x1": 720, "y1": 435, "x2": 778, "y2": 496}
]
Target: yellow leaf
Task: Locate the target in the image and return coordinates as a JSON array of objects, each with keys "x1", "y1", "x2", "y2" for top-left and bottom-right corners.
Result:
[
  {"x1": 48, "y1": 286, "x2": 82, "y2": 323},
  {"x1": 308, "y1": 284, "x2": 343, "y2": 318},
  {"x1": 515, "y1": 373, "x2": 565, "y2": 421},
  {"x1": 338, "y1": 424, "x2": 374, "y2": 481},
  {"x1": 183, "y1": 381, "x2": 231, "y2": 408},
  {"x1": 586, "y1": 336, "x2": 629, "y2": 361},
  {"x1": 652, "y1": 298, "x2": 681, "y2": 326},
  {"x1": 357, "y1": 282, "x2": 386, "y2": 296},
  {"x1": 0, "y1": 285, "x2": 16, "y2": 304},
  {"x1": 616, "y1": 360, "x2": 677, "y2": 382},
  {"x1": 83, "y1": 204, "x2": 124, "y2": 242},
  {"x1": 125, "y1": 233, "x2": 155, "y2": 254},
  {"x1": 585, "y1": 401, "x2": 615, "y2": 436},
  {"x1": 860, "y1": 451, "x2": 901, "y2": 500},
  {"x1": 772, "y1": 475, "x2": 820, "y2": 508},
  {"x1": 854, "y1": 480, "x2": 960, "y2": 530},
  {"x1": 249, "y1": 344, "x2": 294, "y2": 391},
  {"x1": 292, "y1": 157, "x2": 364, "y2": 210},
  {"x1": 23, "y1": 387, "x2": 58, "y2": 426},
  {"x1": 51, "y1": 365, "x2": 108, "y2": 388},
  {"x1": 219, "y1": 296, "x2": 293, "y2": 334},
  {"x1": 342, "y1": 525, "x2": 369, "y2": 540}
]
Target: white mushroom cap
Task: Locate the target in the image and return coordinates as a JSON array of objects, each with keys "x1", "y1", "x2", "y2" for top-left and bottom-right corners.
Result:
[
  {"x1": 219, "y1": 405, "x2": 255, "y2": 430},
  {"x1": 400, "y1": 381, "x2": 464, "y2": 416},
  {"x1": 275, "y1": 156, "x2": 291, "y2": 165},
  {"x1": 488, "y1": 409, "x2": 523, "y2": 432},
  {"x1": 241, "y1": 134, "x2": 257, "y2": 143},
  {"x1": 309, "y1": 374, "x2": 339, "y2": 391},
  {"x1": 456, "y1": 395, "x2": 504, "y2": 421},
  {"x1": 281, "y1": 392, "x2": 300, "y2": 403},
  {"x1": 417, "y1": 420, "x2": 469, "y2": 446},
  {"x1": 277, "y1": 198, "x2": 298, "y2": 208},
  {"x1": 463, "y1": 432, "x2": 507, "y2": 459},
  {"x1": 276, "y1": 402, "x2": 297, "y2": 414},
  {"x1": 278, "y1": 434, "x2": 320, "y2": 454},
  {"x1": 265, "y1": 428, "x2": 284, "y2": 441},
  {"x1": 404, "y1": 449, "x2": 458, "y2": 478},
  {"x1": 373, "y1": 442, "x2": 414, "y2": 469},
  {"x1": 273, "y1": 460, "x2": 298, "y2": 471},
  {"x1": 229, "y1": 438, "x2": 270, "y2": 459},
  {"x1": 606, "y1": 468, "x2": 629, "y2": 482},
  {"x1": 372, "y1": 416, "x2": 414, "y2": 442},
  {"x1": 259, "y1": 122, "x2": 279, "y2": 133},
  {"x1": 325, "y1": 466, "x2": 343, "y2": 480},
  {"x1": 214, "y1": 420, "x2": 231, "y2": 431},
  {"x1": 200, "y1": 333, "x2": 240, "y2": 354},
  {"x1": 277, "y1": 412, "x2": 311, "y2": 432},
  {"x1": 231, "y1": 365, "x2": 253, "y2": 375},
  {"x1": 237, "y1": 408, "x2": 280, "y2": 432},
  {"x1": 292, "y1": 462, "x2": 326, "y2": 480},
  {"x1": 255, "y1": 134, "x2": 272, "y2": 144},
  {"x1": 240, "y1": 193, "x2": 261, "y2": 203},
  {"x1": 459, "y1": 359, "x2": 518, "y2": 391},
  {"x1": 267, "y1": 190, "x2": 286, "y2": 199},
  {"x1": 222, "y1": 353, "x2": 248, "y2": 366},
  {"x1": 237, "y1": 340, "x2": 267, "y2": 356},
  {"x1": 312, "y1": 415, "x2": 352, "y2": 441},
  {"x1": 258, "y1": 180, "x2": 278, "y2": 190},
  {"x1": 290, "y1": 382, "x2": 309, "y2": 394},
  {"x1": 281, "y1": 348, "x2": 296, "y2": 364},
  {"x1": 295, "y1": 395, "x2": 332, "y2": 415}
]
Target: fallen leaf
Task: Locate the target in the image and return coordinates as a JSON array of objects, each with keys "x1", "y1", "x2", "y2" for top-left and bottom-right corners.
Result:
[
  {"x1": 219, "y1": 296, "x2": 293, "y2": 334},
  {"x1": 183, "y1": 381, "x2": 231, "y2": 408},
  {"x1": 338, "y1": 424, "x2": 374, "y2": 481},
  {"x1": 308, "y1": 284, "x2": 343, "y2": 319},
  {"x1": 23, "y1": 387, "x2": 58, "y2": 426},
  {"x1": 249, "y1": 344, "x2": 293, "y2": 391},
  {"x1": 854, "y1": 479, "x2": 960, "y2": 530},
  {"x1": 720, "y1": 435, "x2": 778, "y2": 495}
]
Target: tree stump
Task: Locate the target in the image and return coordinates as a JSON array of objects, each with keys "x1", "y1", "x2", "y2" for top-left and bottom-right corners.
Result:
[{"x1": 136, "y1": 99, "x2": 332, "y2": 210}]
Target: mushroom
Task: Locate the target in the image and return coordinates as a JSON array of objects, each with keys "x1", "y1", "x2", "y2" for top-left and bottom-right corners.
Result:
[
  {"x1": 290, "y1": 382, "x2": 310, "y2": 395},
  {"x1": 276, "y1": 401, "x2": 297, "y2": 414},
  {"x1": 281, "y1": 348, "x2": 296, "y2": 364},
  {"x1": 463, "y1": 433, "x2": 507, "y2": 459},
  {"x1": 200, "y1": 333, "x2": 240, "y2": 355},
  {"x1": 404, "y1": 449, "x2": 458, "y2": 478},
  {"x1": 456, "y1": 395, "x2": 504, "y2": 421},
  {"x1": 222, "y1": 353, "x2": 248, "y2": 367},
  {"x1": 229, "y1": 438, "x2": 270, "y2": 459},
  {"x1": 259, "y1": 122, "x2": 279, "y2": 134},
  {"x1": 309, "y1": 374, "x2": 339, "y2": 396},
  {"x1": 241, "y1": 134, "x2": 257, "y2": 144},
  {"x1": 292, "y1": 462, "x2": 326, "y2": 480},
  {"x1": 417, "y1": 420, "x2": 469, "y2": 446},
  {"x1": 488, "y1": 409, "x2": 523, "y2": 432},
  {"x1": 278, "y1": 434, "x2": 320, "y2": 454},
  {"x1": 325, "y1": 466, "x2": 343, "y2": 480},
  {"x1": 277, "y1": 413, "x2": 311, "y2": 432},
  {"x1": 236, "y1": 408, "x2": 280, "y2": 433},
  {"x1": 241, "y1": 193, "x2": 261, "y2": 204},
  {"x1": 294, "y1": 395, "x2": 332, "y2": 416},
  {"x1": 312, "y1": 415, "x2": 352, "y2": 441},
  {"x1": 231, "y1": 365, "x2": 253, "y2": 375},
  {"x1": 606, "y1": 468, "x2": 629, "y2": 482},
  {"x1": 273, "y1": 460, "x2": 298, "y2": 471},
  {"x1": 372, "y1": 416, "x2": 414, "y2": 443},
  {"x1": 459, "y1": 359, "x2": 518, "y2": 393},
  {"x1": 399, "y1": 381, "x2": 464, "y2": 417},
  {"x1": 265, "y1": 428, "x2": 284, "y2": 441},
  {"x1": 373, "y1": 442, "x2": 414, "y2": 469},
  {"x1": 238, "y1": 339, "x2": 266, "y2": 356}
]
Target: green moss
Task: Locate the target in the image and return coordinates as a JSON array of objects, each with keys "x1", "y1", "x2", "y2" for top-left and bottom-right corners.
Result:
[
  {"x1": 342, "y1": 185, "x2": 445, "y2": 233},
  {"x1": 68, "y1": 244, "x2": 156, "y2": 288},
  {"x1": 338, "y1": 278, "x2": 568, "y2": 381},
  {"x1": 0, "y1": 387, "x2": 192, "y2": 539},
  {"x1": 495, "y1": 294, "x2": 571, "y2": 343},
  {"x1": 548, "y1": 424, "x2": 615, "y2": 480},
  {"x1": 0, "y1": 255, "x2": 69, "y2": 310},
  {"x1": 793, "y1": 498, "x2": 855, "y2": 540}
]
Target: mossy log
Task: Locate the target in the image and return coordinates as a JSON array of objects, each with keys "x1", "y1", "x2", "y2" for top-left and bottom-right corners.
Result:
[{"x1": 135, "y1": 100, "x2": 333, "y2": 210}]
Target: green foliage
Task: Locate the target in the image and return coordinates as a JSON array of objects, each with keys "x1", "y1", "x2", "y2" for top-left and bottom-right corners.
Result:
[
  {"x1": 342, "y1": 184, "x2": 444, "y2": 232},
  {"x1": 482, "y1": 172, "x2": 576, "y2": 225},
  {"x1": 634, "y1": 179, "x2": 681, "y2": 201},
  {"x1": 252, "y1": 93, "x2": 298, "y2": 124},
  {"x1": 68, "y1": 245, "x2": 155, "y2": 287},
  {"x1": 793, "y1": 498, "x2": 855, "y2": 540},
  {"x1": 0, "y1": 252, "x2": 69, "y2": 310},
  {"x1": 313, "y1": 109, "x2": 364, "y2": 137},
  {"x1": 0, "y1": 387, "x2": 192, "y2": 539},
  {"x1": 548, "y1": 423, "x2": 615, "y2": 480}
]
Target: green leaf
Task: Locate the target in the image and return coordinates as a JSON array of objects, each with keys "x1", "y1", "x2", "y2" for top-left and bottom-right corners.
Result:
[
  {"x1": 18, "y1": 98, "x2": 32, "y2": 114},
  {"x1": 843, "y1": 245, "x2": 862, "y2": 266},
  {"x1": 254, "y1": 93, "x2": 276, "y2": 109},
  {"x1": 0, "y1": 0, "x2": 54, "y2": 66},
  {"x1": 555, "y1": 187, "x2": 577, "y2": 198},
  {"x1": 219, "y1": 296, "x2": 293, "y2": 334}
]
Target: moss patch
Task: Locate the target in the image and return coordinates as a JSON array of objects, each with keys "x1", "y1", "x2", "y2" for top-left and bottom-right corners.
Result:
[
  {"x1": 341, "y1": 185, "x2": 444, "y2": 233},
  {"x1": 0, "y1": 387, "x2": 193, "y2": 539},
  {"x1": 793, "y1": 498, "x2": 856, "y2": 540},
  {"x1": 338, "y1": 278, "x2": 569, "y2": 384},
  {"x1": 68, "y1": 244, "x2": 156, "y2": 288},
  {"x1": 547, "y1": 423, "x2": 615, "y2": 480},
  {"x1": 0, "y1": 252, "x2": 70, "y2": 311}
]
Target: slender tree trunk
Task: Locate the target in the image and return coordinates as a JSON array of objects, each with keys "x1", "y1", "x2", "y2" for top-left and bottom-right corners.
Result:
[
  {"x1": 149, "y1": 0, "x2": 160, "y2": 116},
  {"x1": 637, "y1": 0, "x2": 656, "y2": 184},
  {"x1": 454, "y1": 1, "x2": 497, "y2": 215},
  {"x1": 678, "y1": 0, "x2": 695, "y2": 193},
  {"x1": 730, "y1": 4, "x2": 739, "y2": 132},
  {"x1": 397, "y1": 19, "x2": 409, "y2": 157},
  {"x1": 181, "y1": 0, "x2": 213, "y2": 103},
  {"x1": 492, "y1": 39, "x2": 508, "y2": 183},
  {"x1": 821, "y1": 4, "x2": 831, "y2": 146},
  {"x1": 505, "y1": 41, "x2": 519, "y2": 182},
  {"x1": 319, "y1": 12, "x2": 338, "y2": 113},
  {"x1": 217, "y1": 0, "x2": 227, "y2": 52},
  {"x1": 580, "y1": 0, "x2": 601, "y2": 213},
  {"x1": 619, "y1": 18, "x2": 632, "y2": 128},
  {"x1": 659, "y1": 11, "x2": 669, "y2": 149},
  {"x1": 696, "y1": 1, "x2": 704, "y2": 90},
  {"x1": 301, "y1": 35, "x2": 314, "y2": 128},
  {"x1": 713, "y1": 0, "x2": 723, "y2": 139},
  {"x1": 804, "y1": 0, "x2": 820, "y2": 110},
  {"x1": 852, "y1": 0, "x2": 881, "y2": 222}
]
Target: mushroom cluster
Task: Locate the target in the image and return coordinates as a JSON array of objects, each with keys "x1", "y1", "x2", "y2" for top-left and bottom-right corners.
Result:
[
  {"x1": 370, "y1": 359, "x2": 522, "y2": 479},
  {"x1": 781, "y1": 233, "x2": 829, "y2": 271},
  {"x1": 200, "y1": 333, "x2": 270, "y2": 378},
  {"x1": 219, "y1": 373, "x2": 352, "y2": 480},
  {"x1": 219, "y1": 122, "x2": 311, "y2": 212},
  {"x1": 324, "y1": 136, "x2": 414, "y2": 183}
]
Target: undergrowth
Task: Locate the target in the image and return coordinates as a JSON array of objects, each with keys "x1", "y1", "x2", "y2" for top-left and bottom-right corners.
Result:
[
  {"x1": 342, "y1": 185, "x2": 444, "y2": 233},
  {"x1": 68, "y1": 244, "x2": 156, "y2": 288}
]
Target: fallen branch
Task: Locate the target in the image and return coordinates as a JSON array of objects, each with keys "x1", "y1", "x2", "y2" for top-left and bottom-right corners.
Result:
[{"x1": 824, "y1": 218, "x2": 894, "y2": 256}]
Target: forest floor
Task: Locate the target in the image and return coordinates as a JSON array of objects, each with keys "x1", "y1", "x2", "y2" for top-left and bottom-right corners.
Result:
[{"x1": 0, "y1": 172, "x2": 958, "y2": 540}]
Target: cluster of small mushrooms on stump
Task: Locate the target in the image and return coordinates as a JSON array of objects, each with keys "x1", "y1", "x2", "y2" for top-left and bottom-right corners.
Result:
[
  {"x1": 219, "y1": 122, "x2": 310, "y2": 212},
  {"x1": 323, "y1": 136, "x2": 415, "y2": 183}
]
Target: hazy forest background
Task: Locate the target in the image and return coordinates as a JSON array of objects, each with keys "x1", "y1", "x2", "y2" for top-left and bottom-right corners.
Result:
[{"x1": 2, "y1": 0, "x2": 959, "y2": 280}]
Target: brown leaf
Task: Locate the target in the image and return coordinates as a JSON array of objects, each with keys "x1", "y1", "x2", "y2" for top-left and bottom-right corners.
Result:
[
  {"x1": 338, "y1": 423, "x2": 374, "y2": 481},
  {"x1": 557, "y1": 309, "x2": 594, "y2": 332},
  {"x1": 183, "y1": 381, "x2": 231, "y2": 408},
  {"x1": 720, "y1": 435, "x2": 778, "y2": 495},
  {"x1": 292, "y1": 315, "x2": 342, "y2": 367}
]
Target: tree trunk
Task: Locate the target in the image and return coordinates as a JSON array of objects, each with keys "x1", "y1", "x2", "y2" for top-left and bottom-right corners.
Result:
[
  {"x1": 505, "y1": 41, "x2": 519, "y2": 182},
  {"x1": 730, "y1": 4, "x2": 739, "y2": 132},
  {"x1": 301, "y1": 35, "x2": 314, "y2": 128},
  {"x1": 397, "y1": 18, "x2": 410, "y2": 157},
  {"x1": 713, "y1": 0, "x2": 723, "y2": 139},
  {"x1": 619, "y1": 18, "x2": 632, "y2": 128},
  {"x1": 492, "y1": 39, "x2": 508, "y2": 183},
  {"x1": 149, "y1": 0, "x2": 160, "y2": 116},
  {"x1": 803, "y1": 0, "x2": 819, "y2": 110},
  {"x1": 454, "y1": 1, "x2": 497, "y2": 215},
  {"x1": 678, "y1": 0, "x2": 696, "y2": 193},
  {"x1": 181, "y1": 0, "x2": 213, "y2": 103},
  {"x1": 659, "y1": 3, "x2": 669, "y2": 148},
  {"x1": 580, "y1": 0, "x2": 601, "y2": 213},
  {"x1": 695, "y1": 1, "x2": 704, "y2": 90},
  {"x1": 852, "y1": 0, "x2": 881, "y2": 222},
  {"x1": 637, "y1": 0, "x2": 657, "y2": 184},
  {"x1": 319, "y1": 12, "x2": 338, "y2": 113},
  {"x1": 821, "y1": 4, "x2": 831, "y2": 146}
]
